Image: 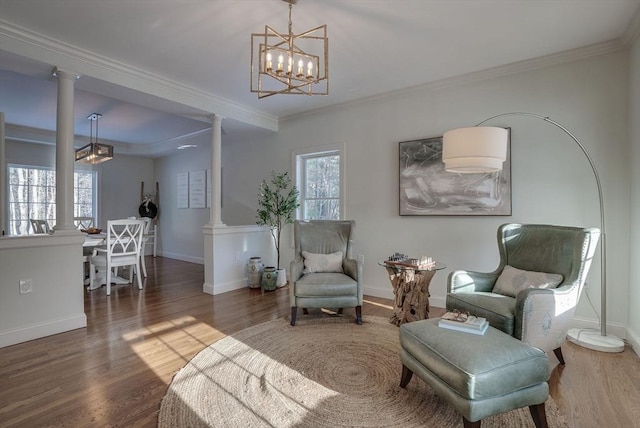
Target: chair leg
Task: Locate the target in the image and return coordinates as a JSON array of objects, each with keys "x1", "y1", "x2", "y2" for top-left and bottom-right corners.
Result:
[
  {"x1": 134, "y1": 262, "x2": 143, "y2": 290},
  {"x1": 400, "y1": 364, "x2": 413, "y2": 388},
  {"x1": 553, "y1": 347, "x2": 565, "y2": 365},
  {"x1": 302, "y1": 308, "x2": 309, "y2": 315},
  {"x1": 290, "y1": 307, "x2": 297, "y2": 326},
  {"x1": 529, "y1": 403, "x2": 549, "y2": 428},
  {"x1": 355, "y1": 305, "x2": 362, "y2": 325},
  {"x1": 463, "y1": 418, "x2": 481, "y2": 428},
  {"x1": 140, "y1": 253, "x2": 148, "y2": 277},
  {"x1": 106, "y1": 265, "x2": 112, "y2": 296},
  {"x1": 89, "y1": 263, "x2": 95, "y2": 290}
]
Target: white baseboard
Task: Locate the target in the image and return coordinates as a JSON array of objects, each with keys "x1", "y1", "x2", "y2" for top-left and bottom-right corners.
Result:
[
  {"x1": 625, "y1": 327, "x2": 640, "y2": 357},
  {"x1": 0, "y1": 313, "x2": 87, "y2": 348},
  {"x1": 203, "y1": 279, "x2": 247, "y2": 295},
  {"x1": 160, "y1": 251, "x2": 204, "y2": 265}
]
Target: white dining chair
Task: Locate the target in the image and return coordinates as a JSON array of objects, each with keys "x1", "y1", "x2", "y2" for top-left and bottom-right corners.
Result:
[
  {"x1": 139, "y1": 217, "x2": 157, "y2": 277},
  {"x1": 30, "y1": 219, "x2": 51, "y2": 234},
  {"x1": 89, "y1": 219, "x2": 145, "y2": 295},
  {"x1": 74, "y1": 216, "x2": 95, "y2": 230}
]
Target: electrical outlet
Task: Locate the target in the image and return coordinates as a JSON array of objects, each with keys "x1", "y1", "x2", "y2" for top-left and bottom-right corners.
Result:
[
  {"x1": 357, "y1": 254, "x2": 364, "y2": 264},
  {"x1": 19, "y1": 279, "x2": 33, "y2": 294}
]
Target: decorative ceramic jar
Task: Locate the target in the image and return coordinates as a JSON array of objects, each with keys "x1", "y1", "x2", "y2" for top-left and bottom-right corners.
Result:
[
  {"x1": 247, "y1": 257, "x2": 264, "y2": 289},
  {"x1": 261, "y1": 266, "x2": 278, "y2": 291}
]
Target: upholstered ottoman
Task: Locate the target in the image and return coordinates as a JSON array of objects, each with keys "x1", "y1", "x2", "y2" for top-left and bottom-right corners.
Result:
[{"x1": 400, "y1": 318, "x2": 550, "y2": 428}]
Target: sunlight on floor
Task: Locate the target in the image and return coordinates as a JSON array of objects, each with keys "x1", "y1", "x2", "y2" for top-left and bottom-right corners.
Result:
[
  {"x1": 122, "y1": 315, "x2": 224, "y2": 383},
  {"x1": 170, "y1": 335, "x2": 340, "y2": 426},
  {"x1": 363, "y1": 298, "x2": 393, "y2": 310}
]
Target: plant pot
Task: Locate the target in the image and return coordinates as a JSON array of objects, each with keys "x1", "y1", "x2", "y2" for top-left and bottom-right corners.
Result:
[
  {"x1": 276, "y1": 268, "x2": 287, "y2": 287},
  {"x1": 261, "y1": 266, "x2": 278, "y2": 291}
]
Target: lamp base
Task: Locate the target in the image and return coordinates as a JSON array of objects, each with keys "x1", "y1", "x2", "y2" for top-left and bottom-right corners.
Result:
[{"x1": 567, "y1": 328, "x2": 624, "y2": 353}]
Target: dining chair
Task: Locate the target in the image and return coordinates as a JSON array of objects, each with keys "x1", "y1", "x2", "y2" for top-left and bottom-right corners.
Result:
[
  {"x1": 30, "y1": 219, "x2": 51, "y2": 234},
  {"x1": 74, "y1": 216, "x2": 95, "y2": 230},
  {"x1": 89, "y1": 218, "x2": 145, "y2": 295},
  {"x1": 141, "y1": 217, "x2": 157, "y2": 257}
]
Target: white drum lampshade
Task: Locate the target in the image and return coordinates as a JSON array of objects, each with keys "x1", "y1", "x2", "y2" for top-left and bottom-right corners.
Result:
[{"x1": 442, "y1": 127, "x2": 508, "y2": 173}]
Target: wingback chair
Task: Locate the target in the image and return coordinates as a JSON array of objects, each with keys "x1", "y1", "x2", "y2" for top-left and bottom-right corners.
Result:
[
  {"x1": 290, "y1": 220, "x2": 363, "y2": 326},
  {"x1": 446, "y1": 223, "x2": 600, "y2": 364}
]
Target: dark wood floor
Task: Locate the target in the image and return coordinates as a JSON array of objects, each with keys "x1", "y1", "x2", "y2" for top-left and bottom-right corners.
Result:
[{"x1": 1, "y1": 257, "x2": 639, "y2": 427}]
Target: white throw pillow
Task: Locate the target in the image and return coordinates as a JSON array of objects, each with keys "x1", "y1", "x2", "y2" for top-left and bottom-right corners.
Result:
[
  {"x1": 302, "y1": 251, "x2": 344, "y2": 274},
  {"x1": 492, "y1": 265, "x2": 563, "y2": 298}
]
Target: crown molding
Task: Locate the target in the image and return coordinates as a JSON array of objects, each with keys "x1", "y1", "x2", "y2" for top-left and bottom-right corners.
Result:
[
  {"x1": 0, "y1": 20, "x2": 278, "y2": 132},
  {"x1": 623, "y1": 7, "x2": 640, "y2": 46},
  {"x1": 282, "y1": 39, "x2": 626, "y2": 123}
]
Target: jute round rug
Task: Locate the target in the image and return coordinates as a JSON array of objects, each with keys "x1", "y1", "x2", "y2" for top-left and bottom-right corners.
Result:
[{"x1": 158, "y1": 316, "x2": 568, "y2": 427}]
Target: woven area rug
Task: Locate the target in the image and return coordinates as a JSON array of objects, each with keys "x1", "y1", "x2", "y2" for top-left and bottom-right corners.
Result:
[{"x1": 158, "y1": 316, "x2": 568, "y2": 427}]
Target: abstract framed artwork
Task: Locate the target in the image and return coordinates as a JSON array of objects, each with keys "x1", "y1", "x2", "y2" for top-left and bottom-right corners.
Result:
[{"x1": 399, "y1": 129, "x2": 511, "y2": 216}]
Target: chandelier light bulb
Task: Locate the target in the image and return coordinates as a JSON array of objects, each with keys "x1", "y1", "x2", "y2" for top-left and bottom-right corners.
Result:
[
  {"x1": 277, "y1": 54, "x2": 284, "y2": 73},
  {"x1": 297, "y1": 59, "x2": 304, "y2": 77},
  {"x1": 307, "y1": 60, "x2": 313, "y2": 78},
  {"x1": 266, "y1": 52, "x2": 273, "y2": 71}
]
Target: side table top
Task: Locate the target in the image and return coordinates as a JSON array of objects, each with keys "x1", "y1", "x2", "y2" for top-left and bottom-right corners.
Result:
[{"x1": 378, "y1": 261, "x2": 446, "y2": 272}]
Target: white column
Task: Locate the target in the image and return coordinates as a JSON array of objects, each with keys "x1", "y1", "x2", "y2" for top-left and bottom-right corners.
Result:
[
  {"x1": 52, "y1": 67, "x2": 80, "y2": 234},
  {"x1": 0, "y1": 112, "x2": 6, "y2": 235},
  {"x1": 210, "y1": 114, "x2": 226, "y2": 227}
]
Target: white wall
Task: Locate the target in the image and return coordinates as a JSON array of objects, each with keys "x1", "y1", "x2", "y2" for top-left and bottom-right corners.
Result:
[
  {"x1": 0, "y1": 234, "x2": 87, "y2": 347},
  {"x1": 154, "y1": 133, "x2": 211, "y2": 263},
  {"x1": 222, "y1": 50, "x2": 633, "y2": 340},
  {"x1": 628, "y1": 33, "x2": 640, "y2": 351}
]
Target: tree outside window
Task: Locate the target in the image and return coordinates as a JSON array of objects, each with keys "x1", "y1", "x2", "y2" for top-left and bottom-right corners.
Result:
[
  {"x1": 8, "y1": 165, "x2": 96, "y2": 235},
  {"x1": 299, "y1": 152, "x2": 341, "y2": 220}
]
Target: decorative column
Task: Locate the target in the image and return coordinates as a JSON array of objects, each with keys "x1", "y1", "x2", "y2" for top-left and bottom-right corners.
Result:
[
  {"x1": 52, "y1": 67, "x2": 80, "y2": 234},
  {"x1": 203, "y1": 114, "x2": 225, "y2": 294},
  {"x1": 0, "y1": 112, "x2": 5, "y2": 235},
  {"x1": 210, "y1": 114, "x2": 226, "y2": 227}
]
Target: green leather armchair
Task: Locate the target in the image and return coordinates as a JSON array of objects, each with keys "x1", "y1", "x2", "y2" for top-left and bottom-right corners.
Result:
[
  {"x1": 290, "y1": 220, "x2": 363, "y2": 326},
  {"x1": 446, "y1": 223, "x2": 600, "y2": 364}
]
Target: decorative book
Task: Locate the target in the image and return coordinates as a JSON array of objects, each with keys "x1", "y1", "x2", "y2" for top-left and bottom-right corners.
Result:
[{"x1": 438, "y1": 312, "x2": 489, "y2": 335}]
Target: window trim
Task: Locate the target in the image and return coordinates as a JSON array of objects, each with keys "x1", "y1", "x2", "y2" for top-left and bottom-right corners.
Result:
[{"x1": 292, "y1": 142, "x2": 345, "y2": 220}]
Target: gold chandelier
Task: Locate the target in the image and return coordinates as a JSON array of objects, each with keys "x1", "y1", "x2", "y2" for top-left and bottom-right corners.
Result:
[
  {"x1": 75, "y1": 113, "x2": 113, "y2": 164},
  {"x1": 251, "y1": 0, "x2": 328, "y2": 98}
]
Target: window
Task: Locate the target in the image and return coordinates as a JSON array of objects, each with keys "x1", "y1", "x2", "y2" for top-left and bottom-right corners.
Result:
[
  {"x1": 8, "y1": 165, "x2": 96, "y2": 235},
  {"x1": 294, "y1": 144, "x2": 344, "y2": 220}
]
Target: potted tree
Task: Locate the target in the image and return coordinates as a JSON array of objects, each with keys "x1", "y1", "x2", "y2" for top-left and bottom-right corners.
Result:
[{"x1": 256, "y1": 171, "x2": 300, "y2": 288}]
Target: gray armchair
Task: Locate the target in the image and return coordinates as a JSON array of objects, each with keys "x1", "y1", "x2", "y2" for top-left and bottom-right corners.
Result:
[
  {"x1": 290, "y1": 220, "x2": 363, "y2": 326},
  {"x1": 446, "y1": 223, "x2": 600, "y2": 364}
]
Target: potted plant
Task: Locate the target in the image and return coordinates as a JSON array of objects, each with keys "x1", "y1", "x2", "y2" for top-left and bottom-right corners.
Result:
[{"x1": 256, "y1": 171, "x2": 300, "y2": 288}]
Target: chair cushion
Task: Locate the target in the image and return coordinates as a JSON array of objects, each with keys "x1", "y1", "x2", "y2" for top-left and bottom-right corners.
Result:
[
  {"x1": 400, "y1": 318, "x2": 549, "y2": 400},
  {"x1": 492, "y1": 265, "x2": 563, "y2": 298},
  {"x1": 302, "y1": 251, "x2": 344, "y2": 273},
  {"x1": 446, "y1": 292, "x2": 516, "y2": 335},
  {"x1": 295, "y1": 273, "x2": 357, "y2": 297}
]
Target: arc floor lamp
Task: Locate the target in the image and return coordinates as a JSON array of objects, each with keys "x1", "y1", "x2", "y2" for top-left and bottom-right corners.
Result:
[{"x1": 442, "y1": 112, "x2": 624, "y2": 353}]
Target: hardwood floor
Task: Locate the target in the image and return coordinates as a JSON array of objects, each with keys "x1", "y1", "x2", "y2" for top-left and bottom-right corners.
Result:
[{"x1": 1, "y1": 257, "x2": 639, "y2": 427}]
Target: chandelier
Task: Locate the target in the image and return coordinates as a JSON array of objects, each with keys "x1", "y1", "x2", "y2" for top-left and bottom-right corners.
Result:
[
  {"x1": 250, "y1": 0, "x2": 328, "y2": 98},
  {"x1": 75, "y1": 113, "x2": 113, "y2": 164}
]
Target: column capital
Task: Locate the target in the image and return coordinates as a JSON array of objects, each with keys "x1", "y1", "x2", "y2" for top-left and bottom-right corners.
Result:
[
  {"x1": 52, "y1": 67, "x2": 80, "y2": 81},
  {"x1": 208, "y1": 114, "x2": 225, "y2": 123}
]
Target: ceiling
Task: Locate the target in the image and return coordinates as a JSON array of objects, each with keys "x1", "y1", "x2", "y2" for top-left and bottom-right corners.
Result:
[{"x1": 1, "y1": 0, "x2": 639, "y2": 156}]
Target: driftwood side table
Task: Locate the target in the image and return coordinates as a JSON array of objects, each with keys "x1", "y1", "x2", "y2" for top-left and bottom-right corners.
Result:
[{"x1": 380, "y1": 261, "x2": 446, "y2": 326}]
